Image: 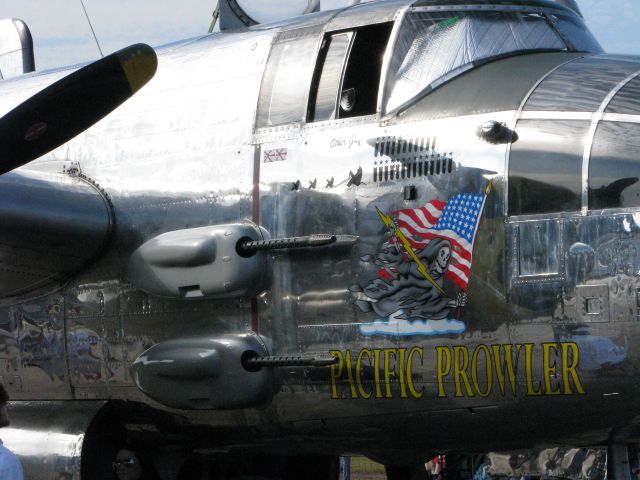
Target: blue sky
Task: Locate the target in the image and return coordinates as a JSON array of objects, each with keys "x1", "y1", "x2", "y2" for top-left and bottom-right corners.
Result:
[
  {"x1": 581, "y1": 0, "x2": 640, "y2": 54},
  {"x1": 0, "y1": 0, "x2": 638, "y2": 71}
]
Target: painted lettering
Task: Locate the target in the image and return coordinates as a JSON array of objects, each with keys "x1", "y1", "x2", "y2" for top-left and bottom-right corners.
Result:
[
  {"x1": 525, "y1": 343, "x2": 542, "y2": 396},
  {"x1": 344, "y1": 350, "x2": 358, "y2": 399},
  {"x1": 383, "y1": 349, "x2": 396, "y2": 398},
  {"x1": 542, "y1": 343, "x2": 561, "y2": 395},
  {"x1": 433, "y1": 343, "x2": 585, "y2": 398},
  {"x1": 398, "y1": 348, "x2": 408, "y2": 398},
  {"x1": 331, "y1": 136, "x2": 361, "y2": 148},
  {"x1": 373, "y1": 349, "x2": 382, "y2": 398},
  {"x1": 472, "y1": 344, "x2": 492, "y2": 397},
  {"x1": 562, "y1": 342, "x2": 585, "y2": 394},
  {"x1": 330, "y1": 347, "x2": 424, "y2": 400},
  {"x1": 330, "y1": 137, "x2": 347, "y2": 148},
  {"x1": 330, "y1": 343, "x2": 585, "y2": 400},
  {"x1": 330, "y1": 350, "x2": 344, "y2": 399},
  {"x1": 453, "y1": 346, "x2": 474, "y2": 397},
  {"x1": 406, "y1": 347, "x2": 424, "y2": 399},
  {"x1": 356, "y1": 349, "x2": 372, "y2": 399},
  {"x1": 492, "y1": 344, "x2": 520, "y2": 396},
  {"x1": 436, "y1": 346, "x2": 451, "y2": 398}
]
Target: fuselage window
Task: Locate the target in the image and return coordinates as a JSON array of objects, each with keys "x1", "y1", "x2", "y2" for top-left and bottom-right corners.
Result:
[
  {"x1": 383, "y1": 10, "x2": 567, "y2": 114},
  {"x1": 517, "y1": 220, "x2": 561, "y2": 277},
  {"x1": 308, "y1": 23, "x2": 393, "y2": 122},
  {"x1": 589, "y1": 122, "x2": 640, "y2": 210},
  {"x1": 257, "y1": 30, "x2": 319, "y2": 127},
  {"x1": 509, "y1": 120, "x2": 589, "y2": 216}
]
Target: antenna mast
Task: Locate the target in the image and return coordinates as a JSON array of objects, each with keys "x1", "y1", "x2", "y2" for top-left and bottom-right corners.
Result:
[
  {"x1": 79, "y1": 0, "x2": 104, "y2": 58},
  {"x1": 208, "y1": 4, "x2": 220, "y2": 33}
]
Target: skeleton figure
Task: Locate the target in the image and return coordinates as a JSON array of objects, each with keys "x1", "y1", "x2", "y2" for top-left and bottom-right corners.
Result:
[{"x1": 350, "y1": 237, "x2": 467, "y2": 320}]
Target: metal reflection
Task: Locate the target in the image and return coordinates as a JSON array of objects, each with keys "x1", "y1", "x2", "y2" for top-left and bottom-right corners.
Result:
[{"x1": 236, "y1": 0, "x2": 319, "y2": 23}]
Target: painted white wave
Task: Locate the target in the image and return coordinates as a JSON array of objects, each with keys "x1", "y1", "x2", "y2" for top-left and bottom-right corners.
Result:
[{"x1": 359, "y1": 310, "x2": 466, "y2": 336}]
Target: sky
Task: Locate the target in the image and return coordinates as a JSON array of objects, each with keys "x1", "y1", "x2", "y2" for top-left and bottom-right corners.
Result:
[{"x1": 0, "y1": 0, "x2": 639, "y2": 72}]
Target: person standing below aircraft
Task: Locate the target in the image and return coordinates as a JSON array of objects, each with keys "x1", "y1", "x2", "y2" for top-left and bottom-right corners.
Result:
[
  {"x1": 113, "y1": 448, "x2": 161, "y2": 480},
  {"x1": 0, "y1": 384, "x2": 23, "y2": 480},
  {"x1": 426, "y1": 454, "x2": 446, "y2": 480}
]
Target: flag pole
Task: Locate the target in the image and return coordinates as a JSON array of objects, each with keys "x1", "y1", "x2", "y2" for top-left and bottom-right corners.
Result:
[{"x1": 456, "y1": 179, "x2": 493, "y2": 319}]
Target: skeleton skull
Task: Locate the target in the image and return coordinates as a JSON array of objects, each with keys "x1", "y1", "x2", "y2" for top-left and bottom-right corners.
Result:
[{"x1": 435, "y1": 246, "x2": 451, "y2": 273}]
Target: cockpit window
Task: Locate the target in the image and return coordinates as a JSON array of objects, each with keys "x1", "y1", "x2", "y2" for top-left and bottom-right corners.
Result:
[
  {"x1": 550, "y1": 14, "x2": 603, "y2": 53},
  {"x1": 383, "y1": 11, "x2": 566, "y2": 114}
]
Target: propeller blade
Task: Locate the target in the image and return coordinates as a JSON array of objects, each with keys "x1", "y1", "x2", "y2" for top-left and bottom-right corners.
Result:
[{"x1": 0, "y1": 43, "x2": 157, "y2": 174}]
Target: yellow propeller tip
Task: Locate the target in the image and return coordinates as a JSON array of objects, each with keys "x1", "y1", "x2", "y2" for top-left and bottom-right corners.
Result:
[{"x1": 116, "y1": 43, "x2": 158, "y2": 94}]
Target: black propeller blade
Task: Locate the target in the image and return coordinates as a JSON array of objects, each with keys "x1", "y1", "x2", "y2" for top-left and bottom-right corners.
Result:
[{"x1": 0, "y1": 43, "x2": 157, "y2": 174}]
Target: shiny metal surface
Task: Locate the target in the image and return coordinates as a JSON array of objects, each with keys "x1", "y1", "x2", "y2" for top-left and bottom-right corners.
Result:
[
  {"x1": 0, "y1": 0, "x2": 639, "y2": 477},
  {"x1": 126, "y1": 223, "x2": 270, "y2": 299},
  {"x1": 0, "y1": 170, "x2": 113, "y2": 299},
  {"x1": 607, "y1": 76, "x2": 640, "y2": 115},
  {"x1": 326, "y1": 0, "x2": 406, "y2": 30},
  {"x1": 524, "y1": 56, "x2": 640, "y2": 112},
  {"x1": 132, "y1": 332, "x2": 272, "y2": 409},
  {"x1": 393, "y1": 52, "x2": 583, "y2": 122},
  {"x1": 580, "y1": 67, "x2": 640, "y2": 212},
  {"x1": 0, "y1": 19, "x2": 34, "y2": 79},
  {"x1": 3, "y1": 401, "x2": 105, "y2": 480}
]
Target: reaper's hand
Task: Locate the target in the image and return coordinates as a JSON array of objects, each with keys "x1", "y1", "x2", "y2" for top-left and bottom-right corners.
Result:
[{"x1": 456, "y1": 292, "x2": 468, "y2": 308}]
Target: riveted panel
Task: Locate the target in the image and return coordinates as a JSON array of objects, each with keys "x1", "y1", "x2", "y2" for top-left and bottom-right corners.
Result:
[{"x1": 575, "y1": 284, "x2": 610, "y2": 323}]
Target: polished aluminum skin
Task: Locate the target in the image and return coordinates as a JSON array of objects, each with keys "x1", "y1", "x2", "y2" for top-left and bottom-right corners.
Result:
[
  {"x1": 0, "y1": 18, "x2": 34, "y2": 79},
  {"x1": 0, "y1": 0, "x2": 639, "y2": 478}
]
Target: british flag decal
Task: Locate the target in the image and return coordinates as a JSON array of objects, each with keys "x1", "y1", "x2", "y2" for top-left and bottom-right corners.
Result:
[{"x1": 263, "y1": 148, "x2": 288, "y2": 163}]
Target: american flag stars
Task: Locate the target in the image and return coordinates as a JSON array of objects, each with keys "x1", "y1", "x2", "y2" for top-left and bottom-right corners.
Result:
[
  {"x1": 394, "y1": 190, "x2": 488, "y2": 289},
  {"x1": 433, "y1": 193, "x2": 484, "y2": 243}
]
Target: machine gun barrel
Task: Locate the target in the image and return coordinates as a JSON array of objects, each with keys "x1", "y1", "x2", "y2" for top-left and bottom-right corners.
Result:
[
  {"x1": 239, "y1": 234, "x2": 358, "y2": 253},
  {"x1": 243, "y1": 354, "x2": 339, "y2": 369}
]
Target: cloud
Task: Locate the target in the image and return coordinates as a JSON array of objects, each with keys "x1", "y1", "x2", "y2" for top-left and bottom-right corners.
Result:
[{"x1": 359, "y1": 311, "x2": 467, "y2": 336}]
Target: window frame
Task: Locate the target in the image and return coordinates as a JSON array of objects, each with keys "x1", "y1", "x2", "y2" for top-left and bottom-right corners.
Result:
[
  {"x1": 307, "y1": 21, "x2": 396, "y2": 124},
  {"x1": 380, "y1": 4, "x2": 595, "y2": 119},
  {"x1": 307, "y1": 31, "x2": 355, "y2": 123},
  {"x1": 255, "y1": 17, "x2": 399, "y2": 131},
  {"x1": 507, "y1": 118, "x2": 591, "y2": 218},
  {"x1": 255, "y1": 26, "x2": 324, "y2": 129},
  {"x1": 588, "y1": 121, "x2": 640, "y2": 211}
]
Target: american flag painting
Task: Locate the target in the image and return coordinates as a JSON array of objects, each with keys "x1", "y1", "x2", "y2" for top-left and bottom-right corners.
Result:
[{"x1": 394, "y1": 192, "x2": 487, "y2": 290}]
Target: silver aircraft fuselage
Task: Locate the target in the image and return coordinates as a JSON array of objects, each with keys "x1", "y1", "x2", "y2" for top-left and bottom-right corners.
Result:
[{"x1": 1, "y1": 0, "x2": 640, "y2": 478}]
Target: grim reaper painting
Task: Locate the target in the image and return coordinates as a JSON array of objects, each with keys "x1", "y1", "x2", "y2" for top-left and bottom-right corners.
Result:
[
  {"x1": 350, "y1": 238, "x2": 466, "y2": 320},
  {"x1": 351, "y1": 192, "x2": 488, "y2": 335}
]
